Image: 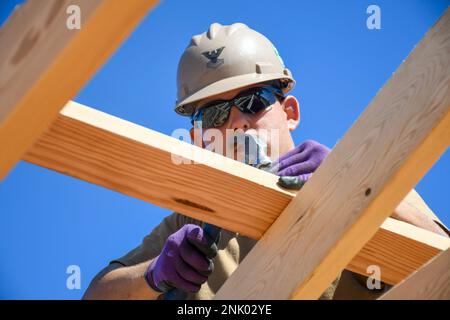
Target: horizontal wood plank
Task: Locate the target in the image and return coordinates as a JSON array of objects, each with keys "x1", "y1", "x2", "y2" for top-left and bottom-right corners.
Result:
[
  {"x1": 349, "y1": 218, "x2": 449, "y2": 285},
  {"x1": 24, "y1": 101, "x2": 295, "y2": 240},
  {"x1": 24, "y1": 101, "x2": 450, "y2": 285},
  {"x1": 379, "y1": 248, "x2": 450, "y2": 300}
]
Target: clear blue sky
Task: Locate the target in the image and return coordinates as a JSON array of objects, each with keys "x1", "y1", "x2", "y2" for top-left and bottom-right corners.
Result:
[{"x1": 0, "y1": 0, "x2": 449, "y2": 299}]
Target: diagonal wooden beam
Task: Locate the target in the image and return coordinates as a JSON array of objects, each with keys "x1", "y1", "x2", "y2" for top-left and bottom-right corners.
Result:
[
  {"x1": 379, "y1": 248, "x2": 450, "y2": 300},
  {"x1": 0, "y1": 0, "x2": 158, "y2": 180},
  {"x1": 214, "y1": 9, "x2": 450, "y2": 299},
  {"x1": 23, "y1": 101, "x2": 450, "y2": 285}
]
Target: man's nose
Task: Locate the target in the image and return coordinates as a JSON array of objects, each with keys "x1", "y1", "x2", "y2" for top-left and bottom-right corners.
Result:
[{"x1": 227, "y1": 106, "x2": 250, "y2": 131}]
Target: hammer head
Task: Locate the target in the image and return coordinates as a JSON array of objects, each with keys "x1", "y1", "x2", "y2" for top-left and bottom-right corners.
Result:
[{"x1": 231, "y1": 130, "x2": 273, "y2": 170}]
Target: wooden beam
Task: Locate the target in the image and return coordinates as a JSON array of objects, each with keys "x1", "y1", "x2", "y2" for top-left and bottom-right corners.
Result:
[
  {"x1": 24, "y1": 101, "x2": 295, "y2": 240},
  {"x1": 23, "y1": 101, "x2": 450, "y2": 284},
  {"x1": 349, "y1": 218, "x2": 449, "y2": 285},
  {"x1": 0, "y1": 0, "x2": 158, "y2": 180},
  {"x1": 214, "y1": 9, "x2": 450, "y2": 299},
  {"x1": 379, "y1": 248, "x2": 450, "y2": 300}
]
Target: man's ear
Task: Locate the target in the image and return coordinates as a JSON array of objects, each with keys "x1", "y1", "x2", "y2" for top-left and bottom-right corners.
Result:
[
  {"x1": 190, "y1": 127, "x2": 205, "y2": 148},
  {"x1": 281, "y1": 95, "x2": 300, "y2": 131}
]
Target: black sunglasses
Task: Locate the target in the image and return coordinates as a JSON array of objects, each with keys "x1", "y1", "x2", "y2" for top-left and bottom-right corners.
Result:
[{"x1": 190, "y1": 86, "x2": 284, "y2": 129}]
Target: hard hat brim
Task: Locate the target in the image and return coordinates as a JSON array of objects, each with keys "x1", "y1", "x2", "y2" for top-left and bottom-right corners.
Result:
[{"x1": 175, "y1": 72, "x2": 295, "y2": 116}]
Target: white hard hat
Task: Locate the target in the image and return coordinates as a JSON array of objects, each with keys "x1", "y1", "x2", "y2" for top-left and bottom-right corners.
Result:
[{"x1": 175, "y1": 22, "x2": 295, "y2": 116}]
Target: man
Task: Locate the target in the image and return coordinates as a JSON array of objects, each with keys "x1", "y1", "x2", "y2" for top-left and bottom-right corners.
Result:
[{"x1": 83, "y1": 23, "x2": 449, "y2": 300}]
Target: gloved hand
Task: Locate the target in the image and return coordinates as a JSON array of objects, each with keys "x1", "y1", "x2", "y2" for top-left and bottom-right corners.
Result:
[
  {"x1": 274, "y1": 140, "x2": 330, "y2": 190},
  {"x1": 144, "y1": 224, "x2": 218, "y2": 294}
]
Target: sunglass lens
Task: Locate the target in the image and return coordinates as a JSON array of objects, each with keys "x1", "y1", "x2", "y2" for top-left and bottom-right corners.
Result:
[
  {"x1": 202, "y1": 102, "x2": 230, "y2": 128},
  {"x1": 191, "y1": 87, "x2": 280, "y2": 129},
  {"x1": 238, "y1": 88, "x2": 275, "y2": 114}
]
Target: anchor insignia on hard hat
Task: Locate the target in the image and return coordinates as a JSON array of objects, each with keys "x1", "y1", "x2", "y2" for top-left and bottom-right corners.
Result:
[{"x1": 202, "y1": 46, "x2": 225, "y2": 69}]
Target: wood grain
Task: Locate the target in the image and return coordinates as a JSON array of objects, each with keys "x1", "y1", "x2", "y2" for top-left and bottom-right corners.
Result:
[
  {"x1": 24, "y1": 101, "x2": 295, "y2": 240},
  {"x1": 0, "y1": 0, "x2": 158, "y2": 180},
  {"x1": 24, "y1": 101, "x2": 450, "y2": 284},
  {"x1": 348, "y1": 218, "x2": 449, "y2": 285},
  {"x1": 214, "y1": 9, "x2": 450, "y2": 299},
  {"x1": 379, "y1": 248, "x2": 450, "y2": 300}
]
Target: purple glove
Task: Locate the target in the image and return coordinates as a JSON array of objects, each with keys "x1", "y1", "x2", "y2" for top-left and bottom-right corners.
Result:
[
  {"x1": 275, "y1": 140, "x2": 330, "y2": 189},
  {"x1": 144, "y1": 224, "x2": 217, "y2": 293}
]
